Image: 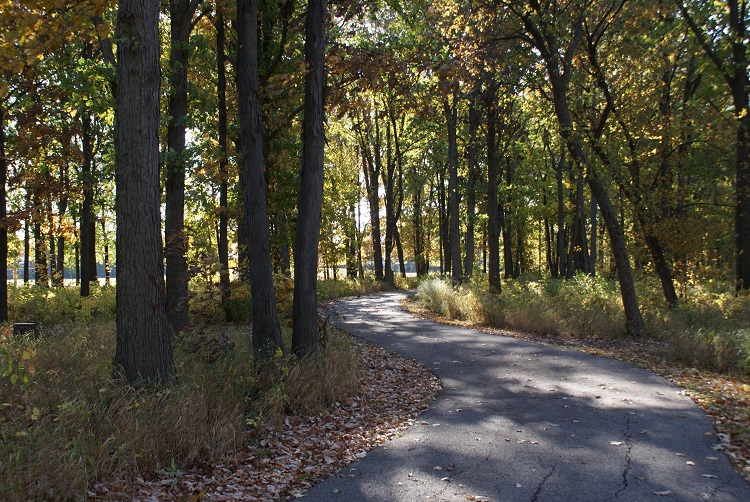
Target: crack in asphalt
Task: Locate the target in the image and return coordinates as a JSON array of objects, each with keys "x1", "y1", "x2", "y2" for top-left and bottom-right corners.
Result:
[
  {"x1": 606, "y1": 413, "x2": 635, "y2": 501},
  {"x1": 530, "y1": 466, "x2": 555, "y2": 502}
]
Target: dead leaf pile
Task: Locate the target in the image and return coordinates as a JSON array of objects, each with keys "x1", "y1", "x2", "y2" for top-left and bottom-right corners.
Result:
[{"x1": 90, "y1": 336, "x2": 441, "y2": 501}]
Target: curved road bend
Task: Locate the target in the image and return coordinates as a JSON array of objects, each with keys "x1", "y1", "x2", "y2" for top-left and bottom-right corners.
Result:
[{"x1": 302, "y1": 292, "x2": 750, "y2": 502}]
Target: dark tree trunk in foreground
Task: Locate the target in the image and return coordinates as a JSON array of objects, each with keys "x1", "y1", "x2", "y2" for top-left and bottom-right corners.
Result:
[
  {"x1": 34, "y1": 217, "x2": 47, "y2": 287},
  {"x1": 485, "y1": 82, "x2": 501, "y2": 293},
  {"x1": 237, "y1": 0, "x2": 282, "y2": 357},
  {"x1": 292, "y1": 0, "x2": 326, "y2": 357},
  {"x1": 114, "y1": 0, "x2": 174, "y2": 384},
  {"x1": 0, "y1": 106, "x2": 7, "y2": 320},
  {"x1": 165, "y1": 0, "x2": 202, "y2": 331},
  {"x1": 80, "y1": 113, "x2": 96, "y2": 296},
  {"x1": 216, "y1": 10, "x2": 231, "y2": 302}
]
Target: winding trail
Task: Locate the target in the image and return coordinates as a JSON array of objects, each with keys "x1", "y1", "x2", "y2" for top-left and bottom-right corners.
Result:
[{"x1": 303, "y1": 292, "x2": 750, "y2": 501}]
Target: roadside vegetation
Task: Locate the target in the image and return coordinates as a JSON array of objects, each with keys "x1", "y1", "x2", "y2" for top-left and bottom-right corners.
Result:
[{"x1": 0, "y1": 278, "x2": 387, "y2": 499}]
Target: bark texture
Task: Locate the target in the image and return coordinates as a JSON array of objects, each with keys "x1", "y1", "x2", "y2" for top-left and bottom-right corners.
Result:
[
  {"x1": 292, "y1": 0, "x2": 326, "y2": 357},
  {"x1": 114, "y1": 0, "x2": 174, "y2": 384},
  {"x1": 237, "y1": 0, "x2": 283, "y2": 357}
]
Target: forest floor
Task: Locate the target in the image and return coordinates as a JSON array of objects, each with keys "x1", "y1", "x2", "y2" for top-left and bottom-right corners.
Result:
[
  {"x1": 401, "y1": 299, "x2": 750, "y2": 484},
  {"x1": 89, "y1": 333, "x2": 441, "y2": 501}
]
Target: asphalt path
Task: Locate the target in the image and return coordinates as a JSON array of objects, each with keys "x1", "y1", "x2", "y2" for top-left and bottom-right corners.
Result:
[{"x1": 302, "y1": 292, "x2": 750, "y2": 501}]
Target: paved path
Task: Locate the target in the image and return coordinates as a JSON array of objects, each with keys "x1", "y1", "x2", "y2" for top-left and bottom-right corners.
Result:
[{"x1": 302, "y1": 293, "x2": 750, "y2": 501}]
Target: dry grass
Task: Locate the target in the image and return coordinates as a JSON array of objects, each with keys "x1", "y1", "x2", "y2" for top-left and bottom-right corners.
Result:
[{"x1": 1, "y1": 287, "x2": 360, "y2": 500}]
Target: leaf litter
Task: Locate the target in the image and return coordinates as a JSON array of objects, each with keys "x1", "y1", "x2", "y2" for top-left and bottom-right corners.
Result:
[{"x1": 90, "y1": 336, "x2": 440, "y2": 500}]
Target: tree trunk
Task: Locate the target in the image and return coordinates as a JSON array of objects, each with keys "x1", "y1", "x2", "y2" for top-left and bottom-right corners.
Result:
[
  {"x1": 464, "y1": 92, "x2": 480, "y2": 280},
  {"x1": 445, "y1": 97, "x2": 462, "y2": 284},
  {"x1": 292, "y1": 0, "x2": 326, "y2": 357},
  {"x1": 589, "y1": 193, "x2": 597, "y2": 275},
  {"x1": 55, "y1": 175, "x2": 68, "y2": 287},
  {"x1": 521, "y1": 10, "x2": 646, "y2": 336},
  {"x1": 114, "y1": 0, "x2": 174, "y2": 384},
  {"x1": 237, "y1": 0, "x2": 283, "y2": 357},
  {"x1": 383, "y1": 117, "x2": 395, "y2": 287},
  {"x1": 74, "y1": 219, "x2": 79, "y2": 286},
  {"x1": 354, "y1": 116, "x2": 383, "y2": 281},
  {"x1": 438, "y1": 164, "x2": 449, "y2": 275},
  {"x1": 165, "y1": 0, "x2": 201, "y2": 332},
  {"x1": 101, "y1": 219, "x2": 111, "y2": 285},
  {"x1": 346, "y1": 203, "x2": 357, "y2": 278},
  {"x1": 737, "y1": 112, "x2": 750, "y2": 290},
  {"x1": 80, "y1": 113, "x2": 96, "y2": 296},
  {"x1": 486, "y1": 84, "x2": 501, "y2": 293},
  {"x1": 216, "y1": 10, "x2": 231, "y2": 301},
  {"x1": 502, "y1": 157, "x2": 514, "y2": 279},
  {"x1": 23, "y1": 214, "x2": 29, "y2": 284},
  {"x1": 34, "y1": 214, "x2": 48, "y2": 287},
  {"x1": 395, "y1": 225, "x2": 406, "y2": 278},
  {"x1": 0, "y1": 105, "x2": 7, "y2": 320}
]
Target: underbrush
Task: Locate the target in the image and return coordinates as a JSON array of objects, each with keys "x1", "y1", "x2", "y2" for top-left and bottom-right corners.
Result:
[
  {"x1": 414, "y1": 276, "x2": 750, "y2": 375},
  {"x1": 0, "y1": 312, "x2": 357, "y2": 499},
  {"x1": 8, "y1": 285, "x2": 116, "y2": 325},
  {"x1": 317, "y1": 274, "x2": 418, "y2": 301}
]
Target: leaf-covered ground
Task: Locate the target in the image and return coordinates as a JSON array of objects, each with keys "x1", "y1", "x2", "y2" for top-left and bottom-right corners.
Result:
[
  {"x1": 403, "y1": 300, "x2": 750, "y2": 483},
  {"x1": 89, "y1": 335, "x2": 441, "y2": 501}
]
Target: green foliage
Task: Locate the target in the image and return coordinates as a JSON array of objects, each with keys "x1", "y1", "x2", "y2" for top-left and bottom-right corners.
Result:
[{"x1": 8, "y1": 285, "x2": 116, "y2": 325}]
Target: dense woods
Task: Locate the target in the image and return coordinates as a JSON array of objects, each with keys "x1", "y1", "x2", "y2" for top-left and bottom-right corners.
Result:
[{"x1": 0, "y1": 0, "x2": 747, "y2": 364}]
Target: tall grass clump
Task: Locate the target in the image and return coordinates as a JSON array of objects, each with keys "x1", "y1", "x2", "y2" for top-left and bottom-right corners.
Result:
[
  {"x1": 415, "y1": 275, "x2": 624, "y2": 338},
  {"x1": 414, "y1": 276, "x2": 750, "y2": 375},
  {"x1": 650, "y1": 292, "x2": 750, "y2": 373}
]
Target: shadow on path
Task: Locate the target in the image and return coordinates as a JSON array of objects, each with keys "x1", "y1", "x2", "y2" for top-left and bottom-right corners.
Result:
[{"x1": 302, "y1": 293, "x2": 750, "y2": 501}]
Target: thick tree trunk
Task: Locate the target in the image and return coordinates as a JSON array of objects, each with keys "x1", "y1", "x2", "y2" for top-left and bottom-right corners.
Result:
[
  {"x1": 502, "y1": 158, "x2": 514, "y2": 279},
  {"x1": 74, "y1": 220, "x2": 79, "y2": 285},
  {"x1": 556, "y1": 148, "x2": 567, "y2": 278},
  {"x1": 383, "y1": 120, "x2": 395, "y2": 287},
  {"x1": 486, "y1": 86, "x2": 501, "y2": 293},
  {"x1": 445, "y1": 97, "x2": 462, "y2": 284},
  {"x1": 55, "y1": 181, "x2": 68, "y2": 286},
  {"x1": 34, "y1": 215, "x2": 48, "y2": 287},
  {"x1": 237, "y1": 0, "x2": 283, "y2": 357},
  {"x1": 80, "y1": 114, "x2": 96, "y2": 296},
  {"x1": 165, "y1": 0, "x2": 200, "y2": 331},
  {"x1": 0, "y1": 106, "x2": 7, "y2": 320},
  {"x1": 438, "y1": 165, "x2": 449, "y2": 275},
  {"x1": 292, "y1": 0, "x2": 326, "y2": 357},
  {"x1": 736, "y1": 112, "x2": 750, "y2": 290},
  {"x1": 114, "y1": 0, "x2": 174, "y2": 384},
  {"x1": 216, "y1": 10, "x2": 231, "y2": 301}
]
